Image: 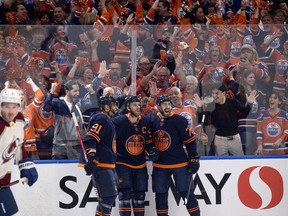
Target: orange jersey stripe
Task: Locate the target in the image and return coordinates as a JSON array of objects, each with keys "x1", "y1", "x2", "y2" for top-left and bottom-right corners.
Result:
[
  {"x1": 116, "y1": 162, "x2": 146, "y2": 169},
  {"x1": 153, "y1": 162, "x2": 188, "y2": 169}
]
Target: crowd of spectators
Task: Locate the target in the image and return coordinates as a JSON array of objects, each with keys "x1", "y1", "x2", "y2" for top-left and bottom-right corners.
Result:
[{"x1": 0, "y1": 0, "x2": 287, "y2": 158}]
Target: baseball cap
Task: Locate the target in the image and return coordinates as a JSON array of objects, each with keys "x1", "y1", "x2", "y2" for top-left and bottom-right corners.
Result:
[
  {"x1": 241, "y1": 44, "x2": 254, "y2": 52},
  {"x1": 241, "y1": 44, "x2": 259, "y2": 60}
]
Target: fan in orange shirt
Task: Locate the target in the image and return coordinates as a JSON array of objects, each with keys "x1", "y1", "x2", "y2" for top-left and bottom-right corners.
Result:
[
  {"x1": 126, "y1": 56, "x2": 153, "y2": 97},
  {"x1": 255, "y1": 92, "x2": 288, "y2": 155},
  {"x1": 198, "y1": 45, "x2": 230, "y2": 97},
  {"x1": 170, "y1": 87, "x2": 197, "y2": 130},
  {"x1": 48, "y1": 25, "x2": 77, "y2": 75},
  {"x1": 170, "y1": 86, "x2": 208, "y2": 155},
  {"x1": 102, "y1": 62, "x2": 128, "y2": 98}
]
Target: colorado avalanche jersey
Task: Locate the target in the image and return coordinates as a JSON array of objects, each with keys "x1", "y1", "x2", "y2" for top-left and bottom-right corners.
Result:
[
  {"x1": 112, "y1": 115, "x2": 153, "y2": 168},
  {"x1": 0, "y1": 113, "x2": 28, "y2": 186}
]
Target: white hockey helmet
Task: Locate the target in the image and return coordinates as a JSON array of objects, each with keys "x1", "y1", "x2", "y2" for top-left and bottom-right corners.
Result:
[{"x1": 0, "y1": 88, "x2": 21, "y2": 106}]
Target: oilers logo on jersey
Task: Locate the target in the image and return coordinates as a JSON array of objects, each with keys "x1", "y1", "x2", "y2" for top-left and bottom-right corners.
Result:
[
  {"x1": 230, "y1": 42, "x2": 241, "y2": 58},
  {"x1": 125, "y1": 134, "x2": 145, "y2": 155},
  {"x1": 183, "y1": 100, "x2": 198, "y2": 112},
  {"x1": 266, "y1": 122, "x2": 281, "y2": 137},
  {"x1": 153, "y1": 130, "x2": 171, "y2": 151},
  {"x1": 251, "y1": 101, "x2": 259, "y2": 114},
  {"x1": 276, "y1": 59, "x2": 288, "y2": 76},
  {"x1": 55, "y1": 49, "x2": 67, "y2": 65},
  {"x1": 179, "y1": 112, "x2": 193, "y2": 129},
  {"x1": 209, "y1": 68, "x2": 225, "y2": 83},
  {"x1": 113, "y1": 86, "x2": 123, "y2": 99},
  {"x1": 37, "y1": 58, "x2": 45, "y2": 71},
  {"x1": 243, "y1": 35, "x2": 256, "y2": 48},
  {"x1": 24, "y1": 117, "x2": 30, "y2": 130},
  {"x1": 264, "y1": 34, "x2": 280, "y2": 50}
]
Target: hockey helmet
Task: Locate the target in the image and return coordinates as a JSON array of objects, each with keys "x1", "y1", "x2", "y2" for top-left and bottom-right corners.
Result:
[
  {"x1": 124, "y1": 96, "x2": 141, "y2": 107},
  {"x1": 99, "y1": 95, "x2": 117, "y2": 107},
  {"x1": 156, "y1": 94, "x2": 172, "y2": 106},
  {"x1": 0, "y1": 88, "x2": 21, "y2": 106}
]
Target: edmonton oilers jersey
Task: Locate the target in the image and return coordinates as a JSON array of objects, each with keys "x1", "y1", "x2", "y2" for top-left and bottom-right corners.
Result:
[
  {"x1": 148, "y1": 112, "x2": 197, "y2": 168},
  {"x1": 83, "y1": 113, "x2": 116, "y2": 168},
  {"x1": 257, "y1": 109, "x2": 288, "y2": 153},
  {"x1": 112, "y1": 115, "x2": 153, "y2": 168}
]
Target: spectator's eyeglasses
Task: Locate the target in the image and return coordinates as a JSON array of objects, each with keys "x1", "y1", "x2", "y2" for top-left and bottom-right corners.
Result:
[{"x1": 140, "y1": 63, "x2": 150, "y2": 65}]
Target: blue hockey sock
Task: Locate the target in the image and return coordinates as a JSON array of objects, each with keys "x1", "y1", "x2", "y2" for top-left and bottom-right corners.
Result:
[
  {"x1": 132, "y1": 191, "x2": 145, "y2": 216},
  {"x1": 119, "y1": 189, "x2": 132, "y2": 216},
  {"x1": 155, "y1": 192, "x2": 169, "y2": 216},
  {"x1": 180, "y1": 191, "x2": 200, "y2": 216}
]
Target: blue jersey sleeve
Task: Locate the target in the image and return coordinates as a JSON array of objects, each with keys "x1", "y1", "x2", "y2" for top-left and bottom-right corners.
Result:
[
  {"x1": 83, "y1": 114, "x2": 108, "y2": 151},
  {"x1": 177, "y1": 115, "x2": 198, "y2": 157}
]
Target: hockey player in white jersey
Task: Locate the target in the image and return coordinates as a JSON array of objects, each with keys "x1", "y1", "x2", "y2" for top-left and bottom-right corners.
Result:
[{"x1": 0, "y1": 88, "x2": 38, "y2": 216}]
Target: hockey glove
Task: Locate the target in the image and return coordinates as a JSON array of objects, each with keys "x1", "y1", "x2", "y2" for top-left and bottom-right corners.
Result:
[
  {"x1": 187, "y1": 156, "x2": 200, "y2": 174},
  {"x1": 148, "y1": 147, "x2": 159, "y2": 162},
  {"x1": 18, "y1": 158, "x2": 38, "y2": 186},
  {"x1": 84, "y1": 152, "x2": 99, "y2": 176}
]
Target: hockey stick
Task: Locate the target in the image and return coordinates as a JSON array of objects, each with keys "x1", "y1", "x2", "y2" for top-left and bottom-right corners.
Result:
[
  {"x1": 0, "y1": 177, "x2": 28, "y2": 190},
  {"x1": 72, "y1": 112, "x2": 104, "y2": 215},
  {"x1": 72, "y1": 112, "x2": 88, "y2": 162},
  {"x1": 184, "y1": 114, "x2": 205, "y2": 205}
]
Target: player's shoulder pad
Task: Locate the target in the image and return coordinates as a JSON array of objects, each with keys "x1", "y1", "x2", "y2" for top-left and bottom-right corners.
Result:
[
  {"x1": 139, "y1": 115, "x2": 152, "y2": 127},
  {"x1": 111, "y1": 115, "x2": 127, "y2": 128},
  {"x1": 111, "y1": 114, "x2": 126, "y2": 125},
  {"x1": 141, "y1": 115, "x2": 150, "y2": 122},
  {"x1": 89, "y1": 113, "x2": 110, "y2": 126},
  {"x1": 172, "y1": 113, "x2": 187, "y2": 121},
  {"x1": 146, "y1": 112, "x2": 157, "y2": 121},
  {"x1": 172, "y1": 113, "x2": 189, "y2": 126}
]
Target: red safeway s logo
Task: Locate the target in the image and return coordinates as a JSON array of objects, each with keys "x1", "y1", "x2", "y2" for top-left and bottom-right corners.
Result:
[{"x1": 238, "y1": 166, "x2": 283, "y2": 209}]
